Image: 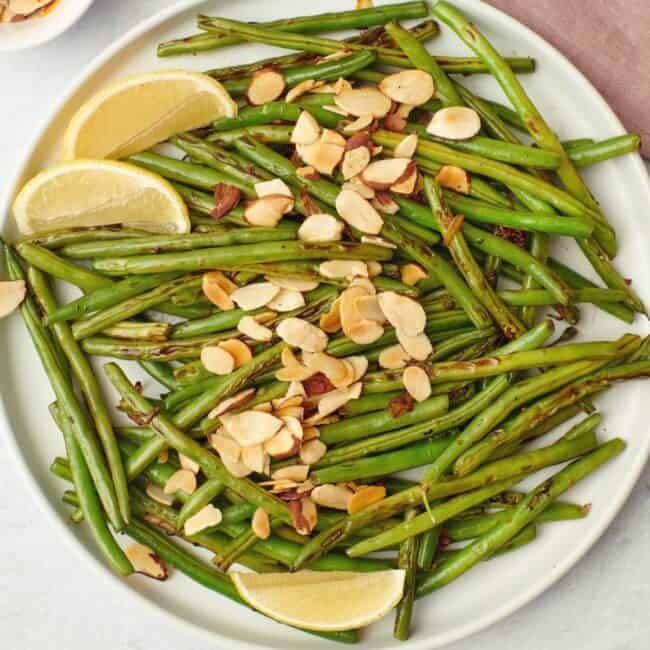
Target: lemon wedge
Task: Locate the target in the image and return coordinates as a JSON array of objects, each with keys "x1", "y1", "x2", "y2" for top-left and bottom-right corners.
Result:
[
  {"x1": 12, "y1": 159, "x2": 190, "y2": 235},
  {"x1": 231, "y1": 570, "x2": 405, "y2": 632},
  {"x1": 62, "y1": 69, "x2": 237, "y2": 160}
]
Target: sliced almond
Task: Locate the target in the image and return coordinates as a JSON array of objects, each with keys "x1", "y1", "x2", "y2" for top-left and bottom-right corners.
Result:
[
  {"x1": 146, "y1": 482, "x2": 174, "y2": 506},
  {"x1": 222, "y1": 410, "x2": 283, "y2": 447},
  {"x1": 354, "y1": 294, "x2": 386, "y2": 323},
  {"x1": 311, "y1": 77, "x2": 352, "y2": 94},
  {"x1": 349, "y1": 276, "x2": 376, "y2": 294},
  {"x1": 400, "y1": 263, "x2": 428, "y2": 286},
  {"x1": 379, "y1": 69, "x2": 435, "y2": 106},
  {"x1": 275, "y1": 362, "x2": 314, "y2": 382},
  {"x1": 346, "y1": 355, "x2": 369, "y2": 382},
  {"x1": 281, "y1": 415, "x2": 304, "y2": 441},
  {"x1": 164, "y1": 469, "x2": 197, "y2": 496},
  {"x1": 254, "y1": 178, "x2": 293, "y2": 204},
  {"x1": 126, "y1": 543, "x2": 168, "y2": 580},
  {"x1": 296, "y1": 131, "x2": 345, "y2": 175},
  {"x1": 275, "y1": 404, "x2": 304, "y2": 420},
  {"x1": 403, "y1": 365, "x2": 432, "y2": 402},
  {"x1": 372, "y1": 192, "x2": 399, "y2": 215},
  {"x1": 247, "y1": 68, "x2": 286, "y2": 105},
  {"x1": 335, "y1": 189, "x2": 383, "y2": 234},
  {"x1": 367, "y1": 261, "x2": 383, "y2": 278},
  {"x1": 360, "y1": 235, "x2": 396, "y2": 249},
  {"x1": 391, "y1": 167, "x2": 419, "y2": 195},
  {"x1": 397, "y1": 330, "x2": 433, "y2": 361},
  {"x1": 394, "y1": 132, "x2": 419, "y2": 159},
  {"x1": 286, "y1": 79, "x2": 324, "y2": 103},
  {"x1": 435, "y1": 165, "x2": 471, "y2": 194},
  {"x1": 334, "y1": 87, "x2": 392, "y2": 118},
  {"x1": 322, "y1": 105, "x2": 349, "y2": 116},
  {"x1": 427, "y1": 106, "x2": 481, "y2": 141},
  {"x1": 341, "y1": 146, "x2": 371, "y2": 180},
  {"x1": 266, "y1": 275, "x2": 319, "y2": 292},
  {"x1": 356, "y1": 0, "x2": 373, "y2": 8},
  {"x1": 303, "y1": 425, "x2": 320, "y2": 441},
  {"x1": 184, "y1": 504, "x2": 222, "y2": 537},
  {"x1": 253, "y1": 402, "x2": 274, "y2": 413},
  {"x1": 255, "y1": 311, "x2": 277, "y2": 324},
  {"x1": 252, "y1": 507, "x2": 271, "y2": 539},
  {"x1": 321, "y1": 129, "x2": 346, "y2": 148},
  {"x1": 342, "y1": 177, "x2": 375, "y2": 200},
  {"x1": 272, "y1": 465, "x2": 310, "y2": 482},
  {"x1": 291, "y1": 110, "x2": 321, "y2": 145},
  {"x1": 202, "y1": 272, "x2": 235, "y2": 311},
  {"x1": 298, "y1": 213, "x2": 344, "y2": 243},
  {"x1": 273, "y1": 394, "x2": 303, "y2": 410},
  {"x1": 201, "y1": 345, "x2": 235, "y2": 376},
  {"x1": 286, "y1": 380, "x2": 307, "y2": 399},
  {"x1": 377, "y1": 291, "x2": 426, "y2": 337},
  {"x1": 289, "y1": 497, "x2": 318, "y2": 535},
  {"x1": 346, "y1": 319, "x2": 384, "y2": 345},
  {"x1": 241, "y1": 444, "x2": 267, "y2": 474},
  {"x1": 318, "y1": 381, "x2": 362, "y2": 417},
  {"x1": 211, "y1": 183, "x2": 242, "y2": 220},
  {"x1": 221, "y1": 453, "x2": 253, "y2": 478},
  {"x1": 296, "y1": 165, "x2": 318, "y2": 178},
  {"x1": 218, "y1": 339, "x2": 253, "y2": 368},
  {"x1": 347, "y1": 485, "x2": 386, "y2": 514},
  {"x1": 231, "y1": 282, "x2": 280, "y2": 311},
  {"x1": 276, "y1": 318, "x2": 328, "y2": 352},
  {"x1": 264, "y1": 428, "x2": 301, "y2": 458},
  {"x1": 244, "y1": 195, "x2": 293, "y2": 227},
  {"x1": 311, "y1": 484, "x2": 353, "y2": 510},
  {"x1": 397, "y1": 103, "x2": 416, "y2": 119},
  {"x1": 343, "y1": 113, "x2": 374, "y2": 134},
  {"x1": 360, "y1": 158, "x2": 412, "y2": 190},
  {"x1": 339, "y1": 285, "x2": 370, "y2": 337},
  {"x1": 319, "y1": 298, "x2": 342, "y2": 333},
  {"x1": 179, "y1": 453, "x2": 200, "y2": 475},
  {"x1": 0, "y1": 280, "x2": 25, "y2": 319},
  {"x1": 319, "y1": 260, "x2": 369, "y2": 280},
  {"x1": 379, "y1": 344, "x2": 410, "y2": 369},
  {"x1": 300, "y1": 438, "x2": 327, "y2": 465},
  {"x1": 303, "y1": 352, "x2": 348, "y2": 384},
  {"x1": 237, "y1": 315, "x2": 273, "y2": 342},
  {"x1": 209, "y1": 433, "x2": 242, "y2": 462},
  {"x1": 267, "y1": 288, "x2": 306, "y2": 312},
  {"x1": 208, "y1": 388, "x2": 256, "y2": 419}
]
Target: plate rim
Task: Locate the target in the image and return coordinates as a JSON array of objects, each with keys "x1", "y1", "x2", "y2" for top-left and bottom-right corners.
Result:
[{"x1": 1, "y1": 0, "x2": 649, "y2": 648}]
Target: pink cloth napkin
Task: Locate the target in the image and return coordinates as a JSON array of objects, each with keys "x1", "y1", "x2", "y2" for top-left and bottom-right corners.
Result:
[{"x1": 484, "y1": 0, "x2": 649, "y2": 157}]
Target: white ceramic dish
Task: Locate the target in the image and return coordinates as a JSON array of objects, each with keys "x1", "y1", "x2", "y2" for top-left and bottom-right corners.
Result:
[
  {"x1": 0, "y1": 0, "x2": 95, "y2": 51},
  {"x1": 1, "y1": 1, "x2": 649, "y2": 648}
]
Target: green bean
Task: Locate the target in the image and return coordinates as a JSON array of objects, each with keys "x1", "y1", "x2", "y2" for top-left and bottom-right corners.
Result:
[
  {"x1": 177, "y1": 479, "x2": 225, "y2": 529},
  {"x1": 569, "y1": 134, "x2": 641, "y2": 167},
  {"x1": 499, "y1": 287, "x2": 627, "y2": 307},
  {"x1": 393, "y1": 509, "x2": 419, "y2": 641},
  {"x1": 138, "y1": 361, "x2": 180, "y2": 391},
  {"x1": 18, "y1": 226, "x2": 149, "y2": 249}
]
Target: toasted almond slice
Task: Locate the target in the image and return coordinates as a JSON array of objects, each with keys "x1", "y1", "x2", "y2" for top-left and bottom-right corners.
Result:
[
  {"x1": 303, "y1": 352, "x2": 348, "y2": 384},
  {"x1": 218, "y1": 339, "x2": 253, "y2": 368},
  {"x1": 360, "y1": 158, "x2": 411, "y2": 190},
  {"x1": 252, "y1": 507, "x2": 271, "y2": 539},
  {"x1": 379, "y1": 344, "x2": 410, "y2": 370},
  {"x1": 264, "y1": 428, "x2": 301, "y2": 458},
  {"x1": 296, "y1": 136, "x2": 344, "y2": 175},
  {"x1": 435, "y1": 165, "x2": 471, "y2": 194},
  {"x1": 164, "y1": 469, "x2": 197, "y2": 496},
  {"x1": 253, "y1": 402, "x2": 274, "y2": 413},
  {"x1": 231, "y1": 282, "x2": 280, "y2": 311},
  {"x1": 255, "y1": 311, "x2": 277, "y2": 324},
  {"x1": 303, "y1": 426, "x2": 320, "y2": 441},
  {"x1": 329, "y1": 358, "x2": 355, "y2": 388},
  {"x1": 347, "y1": 485, "x2": 386, "y2": 514},
  {"x1": 349, "y1": 276, "x2": 376, "y2": 294},
  {"x1": 247, "y1": 68, "x2": 286, "y2": 105},
  {"x1": 286, "y1": 380, "x2": 307, "y2": 399},
  {"x1": 319, "y1": 260, "x2": 369, "y2": 280},
  {"x1": 275, "y1": 405, "x2": 305, "y2": 420},
  {"x1": 311, "y1": 483, "x2": 353, "y2": 510},
  {"x1": 343, "y1": 113, "x2": 374, "y2": 134},
  {"x1": 427, "y1": 106, "x2": 481, "y2": 141},
  {"x1": 335, "y1": 189, "x2": 383, "y2": 234},
  {"x1": 221, "y1": 453, "x2": 254, "y2": 478},
  {"x1": 202, "y1": 272, "x2": 235, "y2": 311},
  {"x1": 396, "y1": 103, "x2": 416, "y2": 119},
  {"x1": 201, "y1": 345, "x2": 235, "y2": 375},
  {"x1": 340, "y1": 285, "x2": 369, "y2": 334},
  {"x1": 321, "y1": 129, "x2": 346, "y2": 147},
  {"x1": 354, "y1": 294, "x2": 386, "y2": 323},
  {"x1": 403, "y1": 365, "x2": 432, "y2": 403},
  {"x1": 286, "y1": 79, "x2": 323, "y2": 103},
  {"x1": 311, "y1": 77, "x2": 352, "y2": 93},
  {"x1": 397, "y1": 330, "x2": 433, "y2": 361},
  {"x1": 298, "y1": 213, "x2": 344, "y2": 243},
  {"x1": 184, "y1": 504, "x2": 222, "y2": 536},
  {"x1": 266, "y1": 275, "x2": 319, "y2": 292},
  {"x1": 342, "y1": 177, "x2": 375, "y2": 200},
  {"x1": 289, "y1": 497, "x2": 318, "y2": 535},
  {"x1": 346, "y1": 319, "x2": 384, "y2": 345},
  {"x1": 208, "y1": 388, "x2": 256, "y2": 419},
  {"x1": 223, "y1": 410, "x2": 284, "y2": 446},
  {"x1": 276, "y1": 362, "x2": 314, "y2": 382},
  {"x1": 237, "y1": 315, "x2": 273, "y2": 342},
  {"x1": 322, "y1": 105, "x2": 349, "y2": 116},
  {"x1": 126, "y1": 543, "x2": 168, "y2": 580},
  {"x1": 281, "y1": 415, "x2": 304, "y2": 441},
  {"x1": 379, "y1": 70, "x2": 435, "y2": 106},
  {"x1": 391, "y1": 167, "x2": 419, "y2": 195},
  {"x1": 367, "y1": 261, "x2": 382, "y2": 278},
  {"x1": 394, "y1": 133, "x2": 419, "y2": 159},
  {"x1": 319, "y1": 297, "x2": 342, "y2": 333},
  {"x1": 291, "y1": 110, "x2": 321, "y2": 145},
  {"x1": 254, "y1": 178, "x2": 293, "y2": 202},
  {"x1": 334, "y1": 87, "x2": 392, "y2": 118},
  {"x1": 267, "y1": 288, "x2": 306, "y2": 312},
  {"x1": 341, "y1": 146, "x2": 371, "y2": 180},
  {"x1": 244, "y1": 195, "x2": 292, "y2": 227},
  {"x1": 318, "y1": 381, "x2": 362, "y2": 417},
  {"x1": 377, "y1": 291, "x2": 426, "y2": 337},
  {"x1": 360, "y1": 235, "x2": 396, "y2": 249},
  {"x1": 296, "y1": 165, "x2": 318, "y2": 178},
  {"x1": 273, "y1": 394, "x2": 303, "y2": 410},
  {"x1": 276, "y1": 317, "x2": 328, "y2": 353},
  {"x1": 209, "y1": 432, "x2": 242, "y2": 462},
  {"x1": 300, "y1": 438, "x2": 327, "y2": 465},
  {"x1": 400, "y1": 263, "x2": 428, "y2": 286},
  {"x1": 146, "y1": 482, "x2": 175, "y2": 506},
  {"x1": 372, "y1": 193, "x2": 399, "y2": 215},
  {"x1": 179, "y1": 453, "x2": 200, "y2": 474},
  {"x1": 0, "y1": 280, "x2": 26, "y2": 319},
  {"x1": 346, "y1": 355, "x2": 369, "y2": 383},
  {"x1": 242, "y1": 444, "x2": 267, "y2": 474},
  {"x1": 272, "y1": 465, "x2": 310, "y2": 482}
]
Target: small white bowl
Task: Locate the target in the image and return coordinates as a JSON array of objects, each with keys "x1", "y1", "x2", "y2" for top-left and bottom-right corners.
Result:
[{"x1": 0, "y1": 0, "x2": 95, "y2": 51}]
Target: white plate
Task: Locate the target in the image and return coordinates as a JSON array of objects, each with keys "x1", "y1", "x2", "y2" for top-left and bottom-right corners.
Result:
[
  {"x1": 0, "y1": 0, "x2": 96, "y2": 51},
  {"x1": 1, "y1": 1, "x2": 649, "y2": 648}
]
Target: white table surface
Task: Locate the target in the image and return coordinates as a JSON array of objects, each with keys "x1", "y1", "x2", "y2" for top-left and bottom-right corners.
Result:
[{"x1": 1, "y1": 2, "x2": 649, "y2": 648}]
